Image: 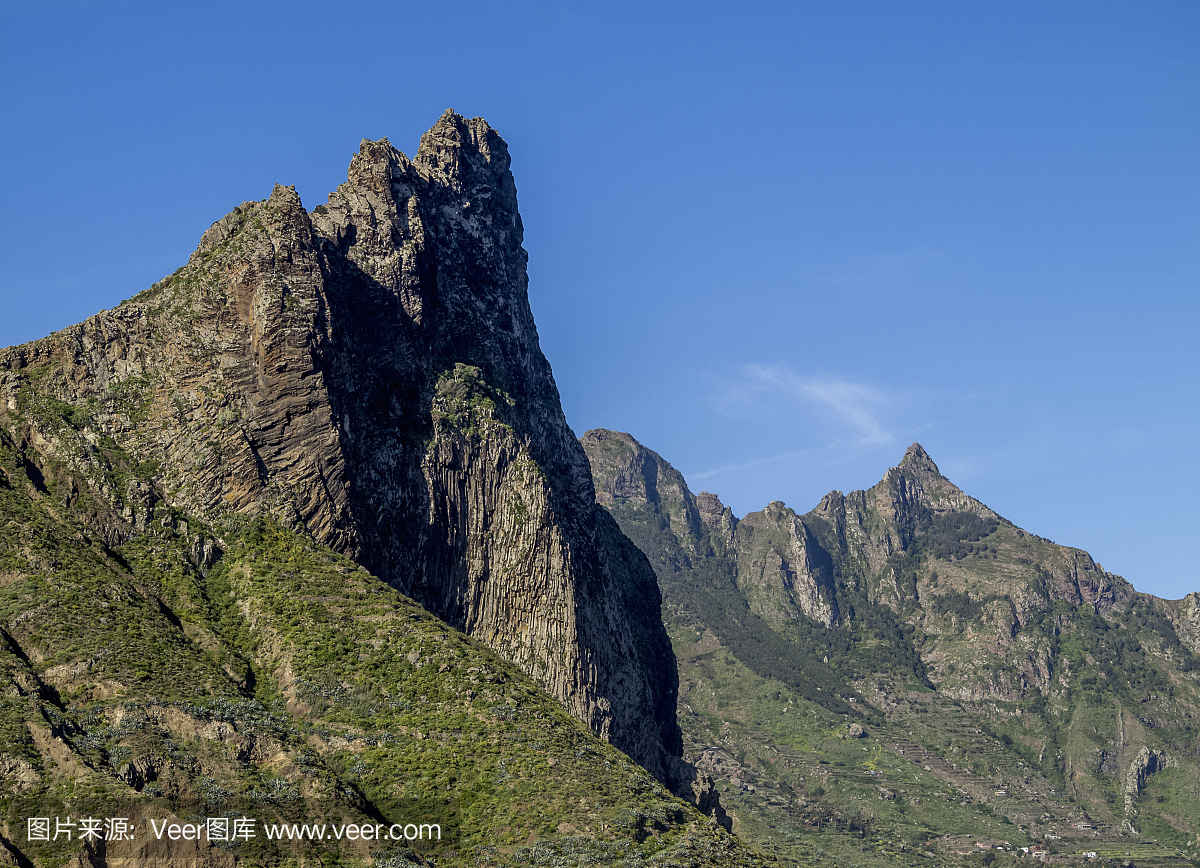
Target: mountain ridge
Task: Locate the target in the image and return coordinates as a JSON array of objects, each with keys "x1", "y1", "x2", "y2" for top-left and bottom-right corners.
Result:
[{"x1": 583, "y1": 427, "x2": 1200, "y2": 864}]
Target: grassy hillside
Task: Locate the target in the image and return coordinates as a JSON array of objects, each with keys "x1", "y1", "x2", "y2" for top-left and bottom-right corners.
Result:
[{"x1": 0, "y1": 400, "x2": 767, "y2": 867}]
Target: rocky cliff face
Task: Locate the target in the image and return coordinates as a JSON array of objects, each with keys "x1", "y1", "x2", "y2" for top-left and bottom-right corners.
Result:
[
  {"x1": 0, "y1": 113, "x2": 680, "y2": 782},
  {"x1": 582, "y1": 429, "x2": 708, "y2": 557},
  {"x1": 730, "y1": 501, "x2": 838, "y2": 628},
  {"x1": 1167, "y1": 591, "x2": 1200, "y2": 657},
  {"x1": 581, "y1": 430, "x2": 838, "y2": 627}
]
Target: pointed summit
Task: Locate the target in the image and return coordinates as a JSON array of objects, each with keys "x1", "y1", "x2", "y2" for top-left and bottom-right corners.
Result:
[
  {"x1": 899, "y1": 441, "x2": 941, "y2": 476},
  {"x1": 415, "y1": 110, "x2": 511, "y2": 188},
  {"x1": 883, "y1": 442, "x2": 1000, "y2": 520}
]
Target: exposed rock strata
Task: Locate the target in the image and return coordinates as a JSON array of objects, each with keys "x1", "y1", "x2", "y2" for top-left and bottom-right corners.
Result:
[
  {"x1": 0, "y1": 113, "x2": 680, "y2": 782},
  {"x1": 1123, "y1": 747, "x2": 1172, "y2": 832},
  {"x1": 582, "y1": 430, "x2": 835, "y2": 628},
  {"x1": 1169, "y1": 592, "x2": 1200, "y2": 657},
  {"x1": 587, "y1": 430, "x2": 1200, "y2": 852},
  {"x1": 731, "y1": 501, "x2": 838, "y2": 628},
  {"x1": 582, "y1": 429, "x2": 708, "y2": 557},
  {"x1": 695, "y1": 491, "x2": 737, "y2": 551}
]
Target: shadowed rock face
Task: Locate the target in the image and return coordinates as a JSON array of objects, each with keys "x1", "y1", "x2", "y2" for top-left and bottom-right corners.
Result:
[
  {"x1": 0, "y1": 112, "x2": 681, "y2": 782},
  {"x1": 581, "y1": 429, "x2": 838, "y2": 627}
]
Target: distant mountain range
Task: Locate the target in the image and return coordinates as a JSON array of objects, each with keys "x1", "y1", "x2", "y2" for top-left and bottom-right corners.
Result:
[{"x1": 583, "y1": 428, "x2": 1200, "y2": 866}]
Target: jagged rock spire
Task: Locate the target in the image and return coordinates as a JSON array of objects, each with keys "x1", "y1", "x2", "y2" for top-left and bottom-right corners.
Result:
[
  {"x1": 0, "y1": 114, "x2": 683, "y2": 787},
  {"x1": 898, "y1": 441, "x2": 941, "y2": 476}
]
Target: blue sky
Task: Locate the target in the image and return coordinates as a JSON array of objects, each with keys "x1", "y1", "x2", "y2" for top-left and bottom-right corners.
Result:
[{"x1": 3, "y1": 2, "x2": 1198, "y2": 598}]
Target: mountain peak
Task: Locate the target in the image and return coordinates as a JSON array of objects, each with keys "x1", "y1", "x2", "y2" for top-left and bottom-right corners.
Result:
[
  {"x1": 898, "y1": 441, "x2": 940, "y2": 476},
  {"x1": 345, "y1": 137, "x2": 411, "y2": 194},
  {"x1": 3, "y1": 114, "x2": 681, "y2": 790},
  {"x1": 415, "y1": 110, "x2": 511, "y2": 187},
  {"x1": 883, "y1": 442, "x2": 1005, "y2": 522}
]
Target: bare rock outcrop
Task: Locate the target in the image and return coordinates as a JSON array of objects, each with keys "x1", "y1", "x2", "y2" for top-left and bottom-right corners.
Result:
[
  {"x1": 1123, "y1": 746, "x2": 1173, "y2": 832},
  {"x1": 696, "y1": 491, "x2": 737, "y2": 551},
  {"x1": 669, "y1": 757, "x2": 733, "y2": 831},
  {"x1": 581, "y1": 428, "x2": 709, "y2": 557},
  {"x1": 732, "y1": 501, "x2": 838, "y2": 628},
  {"x1": 582, "y1": 430, "x2": 838, "y2": 627},
  {"x1": 1169, "y1": 592, "x2": 1200, "y2": 657},
  {"x1": 0, "y1": 112, "x2": 681, "y2": 783}
]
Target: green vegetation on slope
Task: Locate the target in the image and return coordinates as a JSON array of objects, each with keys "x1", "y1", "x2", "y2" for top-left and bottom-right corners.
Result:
[
  {"x1": 0, "y1": 396, "x2": 766, "y2": 867},
  {"x1": 606, "y1": 501, "x2": 872, "y2": 720}
]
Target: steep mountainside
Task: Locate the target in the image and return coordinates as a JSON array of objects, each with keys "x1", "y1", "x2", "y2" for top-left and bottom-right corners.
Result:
[
  {"x1": 0, "y1": 441, "x2": 758, "y2": 867},
  {"x1": 0, "y1": 116, "x2": 771, "y2": 867},
  {"x1": 583, "y1": 429, "x2": 1200, "y2": 867},
  {"x1": 0, "y1": 112, "x2": 678, "y2": 784}
]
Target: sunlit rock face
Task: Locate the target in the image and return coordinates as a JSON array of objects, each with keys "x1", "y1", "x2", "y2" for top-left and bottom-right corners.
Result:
[{"x1": 0, "y1": 111, "x2": 682, "y2": 783}]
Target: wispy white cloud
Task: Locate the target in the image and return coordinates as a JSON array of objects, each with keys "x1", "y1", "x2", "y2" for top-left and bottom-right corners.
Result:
[
  {"x1": 709, "y1": 364, "x2": 897, "y2": 447},
  {"x1": 747, "y1": 365, "x2": 892, "y2": 445}
]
